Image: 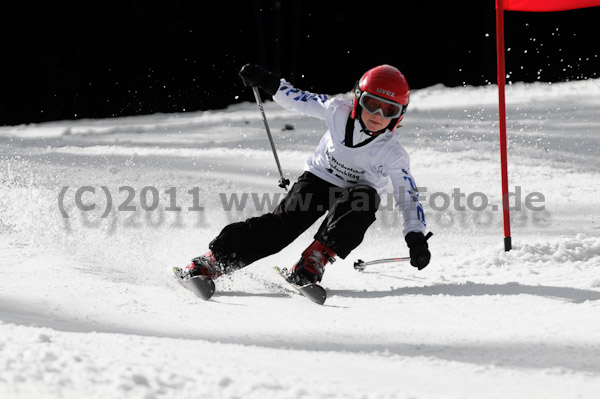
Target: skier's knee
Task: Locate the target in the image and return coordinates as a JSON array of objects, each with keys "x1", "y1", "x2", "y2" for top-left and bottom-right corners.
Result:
[{"x1": 348, "y1": 185, "x2": 380, "y2": 213}]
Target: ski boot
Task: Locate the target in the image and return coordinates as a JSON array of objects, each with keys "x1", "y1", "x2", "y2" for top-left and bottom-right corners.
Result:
[
  {"x1": 182, "y1": 252, "x2": 224, "y2": 280},
  {"x1": 173, "y1": 252, "x2": 222, "y2": 300},
  {"x1": 289, "y1": 240, "x2": 336, "y2": 285}
]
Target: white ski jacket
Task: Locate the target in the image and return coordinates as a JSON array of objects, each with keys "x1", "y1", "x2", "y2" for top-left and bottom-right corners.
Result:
[{"x1": 273, "y1": 80, "x2": 426, "y2": 236}]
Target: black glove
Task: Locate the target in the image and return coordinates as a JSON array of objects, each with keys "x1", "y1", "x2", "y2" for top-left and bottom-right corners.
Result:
[
  {"x1": 238, "y1": 64, "x2": 281, "y2": 96},
  {"x1": 405, "y1": 232, "x2": 431, "y2": 270}
]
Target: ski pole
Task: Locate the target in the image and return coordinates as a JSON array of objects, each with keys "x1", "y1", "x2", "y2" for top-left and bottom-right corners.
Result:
[
  {"x1": 353, "y1": 257, "x2": 410, "y2": 271},
  {"x1": 250, "y1": 86, "x2": 290, "y2": 191},
  {"x1": 354, "y1": 232, "x2": 433, "y2": 271}
]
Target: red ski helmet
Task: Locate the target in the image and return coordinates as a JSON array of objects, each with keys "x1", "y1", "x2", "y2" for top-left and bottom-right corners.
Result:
[{"x1": 352, "y1": 65, "x2": 410, "y2": 132}]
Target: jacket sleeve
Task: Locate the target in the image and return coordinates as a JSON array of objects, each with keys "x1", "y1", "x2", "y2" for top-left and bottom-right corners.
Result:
[
  {"x1": 387, "y1": 151, "x2": 427, "y2": 236},
  {"x1": 272, "y1": 80, "x2": 331, "y2": 120}
]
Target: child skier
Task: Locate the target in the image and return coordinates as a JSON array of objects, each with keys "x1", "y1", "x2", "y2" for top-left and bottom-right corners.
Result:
[{"x1": 179, "y1": 63, "x2": 430, "y2": 288}]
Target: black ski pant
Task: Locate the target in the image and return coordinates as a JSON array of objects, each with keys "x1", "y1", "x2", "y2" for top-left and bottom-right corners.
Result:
[{"x1": 209, "y1": 172, "x2": 380, "y2": 270}]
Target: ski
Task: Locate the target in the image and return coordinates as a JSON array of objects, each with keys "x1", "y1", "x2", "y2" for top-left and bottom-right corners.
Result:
[
  {"x1": 172, "y1": 266, "x2": 216, "y2": 300},
  {"x1": 273, "y1": 266, "x2": 327, "y2": 305}
]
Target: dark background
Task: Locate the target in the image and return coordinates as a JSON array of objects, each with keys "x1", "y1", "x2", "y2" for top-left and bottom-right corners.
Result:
[{"x1": 1, "y1": 1, "x2": 599, "y2": 125}]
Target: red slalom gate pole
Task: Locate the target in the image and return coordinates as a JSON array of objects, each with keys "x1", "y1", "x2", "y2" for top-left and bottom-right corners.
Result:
[{"x1": 496, "y1": 0, "x2": 512, "y2": 251}]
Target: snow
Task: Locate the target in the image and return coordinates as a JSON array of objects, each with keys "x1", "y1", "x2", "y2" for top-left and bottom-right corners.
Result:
[{"x1": 1, "y1": 79, "x2": 600, "y2": 398}]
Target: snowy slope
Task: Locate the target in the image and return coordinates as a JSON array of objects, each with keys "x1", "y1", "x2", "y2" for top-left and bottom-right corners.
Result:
[{"x1": 1, "y1": 79, "x2": 600, "y2": 399}]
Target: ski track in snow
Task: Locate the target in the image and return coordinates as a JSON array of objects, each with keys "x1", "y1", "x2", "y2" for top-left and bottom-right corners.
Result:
[{"x1": 1, "y1": 80, "x2": 600, "y2": 398}]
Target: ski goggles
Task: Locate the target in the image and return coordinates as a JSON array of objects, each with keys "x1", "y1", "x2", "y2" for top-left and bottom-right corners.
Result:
[{"x1": 359, "y1": 92, "x2": 404, "y2": 119}]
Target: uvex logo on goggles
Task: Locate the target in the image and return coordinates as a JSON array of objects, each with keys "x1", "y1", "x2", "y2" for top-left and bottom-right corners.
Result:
[{"x1": 359, "y1": 92, "x2": 403, "y2": 119}]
